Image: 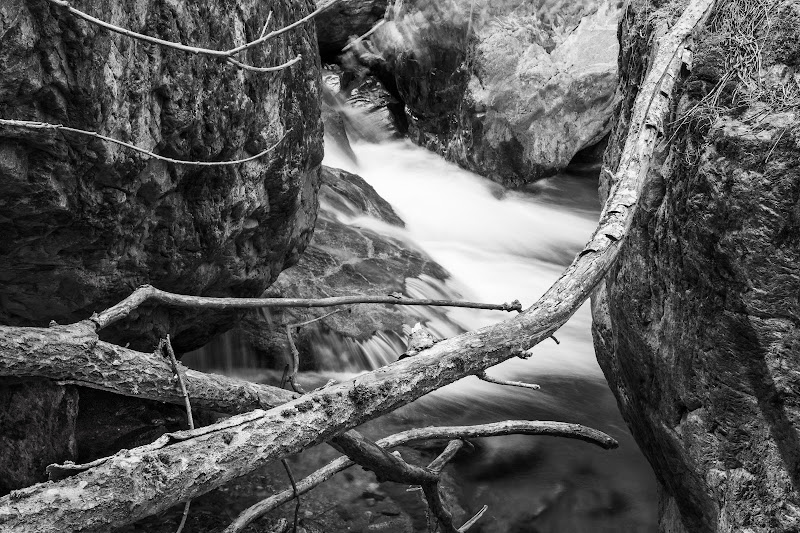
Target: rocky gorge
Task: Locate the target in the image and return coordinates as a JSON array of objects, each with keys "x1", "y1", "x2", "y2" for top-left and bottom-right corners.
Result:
[{"x1": 0, "y1": 0, "x2": 798, "y2": 531}]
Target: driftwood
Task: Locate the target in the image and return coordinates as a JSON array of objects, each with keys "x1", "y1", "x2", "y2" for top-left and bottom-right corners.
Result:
[{"x1": 0, "y1": 0, "x2": 714, "y2": 530}]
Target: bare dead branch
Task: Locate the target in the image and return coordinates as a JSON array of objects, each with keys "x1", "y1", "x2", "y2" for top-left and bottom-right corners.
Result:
[
  {"x1": 162, "y1": 335, "x2": 195, "y2": 431},
  {"x1": 477, "y1": 371, "x2": 540, "y2": 391},
  {"x1": 47, "y1": 0, "x2": 338, "y2": 59},
  {"x1": 280, "y1": 459, "x2": 300, "y2": 533},
  {"x1": 225, "y1": 55, "x2": 302, "y2": 73},
  {"x1": 260, "y1": 12, "x2": 274, "y2": 39},
  {"x1": 0, "y1": 119, "x2": 288, "y2": 166},
  {"x1": 342, "y1": 19, "x2": 387, "y2": 51},
  {"x1": 223, "y1": 421, "x2": 616, "y2": 533},
  {"x1": 0, "y1": 321, "x2": 298, "y2": 415},
  {"x1": 90, "y1": 284, "x2": 522, "y2": 330},
  {"x1": 427, "y1": 440, "x2": 464, "y2": 474},
  {"x1": 175, "y1": 502, "x2": 191, "y2": 533},
  {"x1": 458, "y1": 505, "x2": 488, "y2": 532},
  {"x1": 162, "y1": 335, "x2": 195, "y2": 533}
]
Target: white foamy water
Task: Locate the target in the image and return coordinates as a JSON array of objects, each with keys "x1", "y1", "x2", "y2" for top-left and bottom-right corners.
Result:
[{"x1": 323, "y1": 137, "x2": 603, "y2": 379}]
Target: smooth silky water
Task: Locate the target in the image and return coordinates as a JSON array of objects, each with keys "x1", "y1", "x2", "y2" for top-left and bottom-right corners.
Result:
[
  {"x1": 185, "y1": 133, "x2": 658, "y2": 531},
  {"x1": 321, "y1": 138, "x2": 658, "y2": 532}
]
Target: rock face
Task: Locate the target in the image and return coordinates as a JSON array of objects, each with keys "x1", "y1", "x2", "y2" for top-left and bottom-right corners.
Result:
[
  {"x1": 0, "y1": 0, "x2": 323, "y2": 353},
  {"x1": 237, "y1": 166, "x2": 461, "y2": 371},
  {"x1": 0, "y1": 381, "x2": 78, "y2": 495},
  {"x1": 592, "y1": 0, "x2": 800, "y2": 531},
  {"x1": 350, "y1": 0, "x2": 619, "y2": 186},
  {"x1": 0, "y1": 0, "x2": 323, "y2": 494},
  {"x1": 316, "y1": 0, "x2": 391, "y2": 62}
]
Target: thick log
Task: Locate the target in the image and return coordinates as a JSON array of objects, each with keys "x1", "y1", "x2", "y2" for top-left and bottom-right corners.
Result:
[
  {"x1": 0, "y1": 0, "x2": 714, "y2": 530},
  {"x1": 0, "y1": 321, "x2": 297, "y2": 413}
]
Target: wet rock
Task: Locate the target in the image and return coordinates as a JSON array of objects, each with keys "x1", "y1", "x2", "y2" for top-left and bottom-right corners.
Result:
[
  {"x1": 0, "y1": 0, "x2": 323, "y2": 353},
  {"x1": 347, "y1": 0, "x2": 620, "y2": 186},
  {"x1": 316, "y1": 0, "x2": 391, "y2": 62},
  {"x1": 592, "y1": 1, "x2": 800, "y2": 530},
  {"x1": 237, "y1": 165, "x2": 463, "y2": 371},
  {"x1": 0, "y1": 381, "x2": 78, "y2": 495}
]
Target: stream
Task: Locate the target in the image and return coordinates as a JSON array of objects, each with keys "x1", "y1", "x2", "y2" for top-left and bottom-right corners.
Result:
[
  {"x1": 320, "y1": 138, "x2": 658, "y2": 532},
  {"x1": 184, "y1": 133, "x2": 658, "y2": 531}
]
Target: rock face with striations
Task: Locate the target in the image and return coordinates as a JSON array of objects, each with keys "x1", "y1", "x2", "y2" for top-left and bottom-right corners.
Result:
[
  {"x1": 0, "y1": 0, "x2": 323, "y2": 353},
  {"x1": 592, "y1": 0, "x2": 800, "y2": 531},
  {"x1": 0, "y1": 0, "x2": 323, "y2": 493},
  {"x1": 348, "y1": 0, "x2": 620, "y2": 186}
]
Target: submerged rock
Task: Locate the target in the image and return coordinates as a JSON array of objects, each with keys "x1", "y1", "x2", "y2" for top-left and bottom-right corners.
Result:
[
  {"x1": 345, "y1": 0, "x2": 620, "y2": 186},
  {"x1": 593, "y1": 1, "x2": 800, "y2": 530},
  {"x1": 0, "y1": 0, "x2": 323, "y2": 353}
]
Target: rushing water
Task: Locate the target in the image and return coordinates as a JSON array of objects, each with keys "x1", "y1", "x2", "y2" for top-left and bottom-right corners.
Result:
[
  {"x1": 185, "y1": 128, "x2": 658, "y2": 530},
  {"x1": 319, "y1": 136, "x2": 658, "y2": 532}
]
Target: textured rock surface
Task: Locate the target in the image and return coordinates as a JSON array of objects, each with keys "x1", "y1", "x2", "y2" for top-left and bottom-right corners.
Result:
[
  {"x1": 0, "y1": 0, "x2": 323, "y2": 352},
  {"x1": 351, "y1": 0, "x2": 620, "y2": 186},
  {"x1": 316, "y1": 0, "x2": 391, "y2": 62},
  {"x1": 235, "y1": 166, "x2": 461, "y2": 371},
  {"x1": 592, "y1": 1, "x2": 800, "y2": 531},
  {"x1": 0, "y1": 381, "x2": 78, "y2": 495}
]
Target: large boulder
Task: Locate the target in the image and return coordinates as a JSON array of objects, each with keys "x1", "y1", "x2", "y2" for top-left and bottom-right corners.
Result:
[
  {"x1": 0, "y1": 0, "x2": 323, "y2": 493},
  {"x1": 0, "y1": 0, "x2": 323, "y2": 353},
  {"x1": 592, "y1": 0, "x2": 800, "y2": 531},
  {"x1": 348, "y1": 0, "x2": 620, "y2": 186}
]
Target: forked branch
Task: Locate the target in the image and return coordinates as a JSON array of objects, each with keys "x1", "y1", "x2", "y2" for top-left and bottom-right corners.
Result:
[{"x1": 224, "y1": 421, "x2": 616, "y2": 533}]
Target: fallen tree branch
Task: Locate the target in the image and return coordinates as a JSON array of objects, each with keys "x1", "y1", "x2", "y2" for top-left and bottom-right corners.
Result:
[
  {"x1": 162, "y1": 335, "x2": 195, "y2": 533},
  {"x1": 0, "y1": 321, "x2": 298, "y2": 414},
  {"x1": 47, "y1": 0, "x2": 338, "y2": 59},
  {"x1": 478, "y1": 371, "x2": 540, "y2": 391},
  {"x1": 224, "y1": 421, "x2": 614, "y2": 533},
  {"x1": 90, "y1": 284, "x2": 522, "y2": 330},
  {"x1": 0, "y1": 1, "x2": 713, "y2": 529},
  {"x1": 0, "y1": 120, "x2": 288, "y2": 166}
]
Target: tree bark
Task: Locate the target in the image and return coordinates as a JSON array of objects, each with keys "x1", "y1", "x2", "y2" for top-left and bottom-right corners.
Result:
[
  {"x1": 0, "y1": 321, "x2": 297, "y2": 413},
  {"x1": 0, "y1": 0, "x2": 714, "y2": 530}
]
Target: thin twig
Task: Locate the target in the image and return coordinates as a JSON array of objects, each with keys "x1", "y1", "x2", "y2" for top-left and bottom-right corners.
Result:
[
  {"x1": 223, "y1": 421, "x2": 617, "y2": 532},
  {"x1": 342, "y1": 19, "x2": 387, "y2": 51},
  {"x1": 163, "y1": 335, "x2": 194, "y2": 430},
  {"x1": 291, "y1": 309, "x2": 345, "y2": 328},
  {"x1": 427, "y1": 440, "x2": 464, "y2": 473},
  {"x1": 175, "y1": 502, "x2": 191, "y2": 533},
  {"x1": 283, "y1": 309, "x2": 344, "y2": 392},
  {"x1": 281, "y1": 459, "x2": 300, "y2": 533},
  {"x1": 91, "y1": 285, "x2": 522, "y2": 330},
  {"x1": 225, "y1": 55, "x2": 302, "y2": 73},
  {"x1": 477, "y1": 371, "x2": 540, "y2": 391},
  {"x1": 260, "y1": 12, "x2": 274, "y2": 39},
  {"x1": 162, "y1": 335, "x2": 194, "y2": 533},
  {"x1": 284, "y1": 324, "x2": 303, "y2": 394},
  {"x1": 458, "y1": 505, "x2": 488, "y2": 532},
  {"x1": 0, "y1": 119, "x2": 288, "y2": 167}
]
